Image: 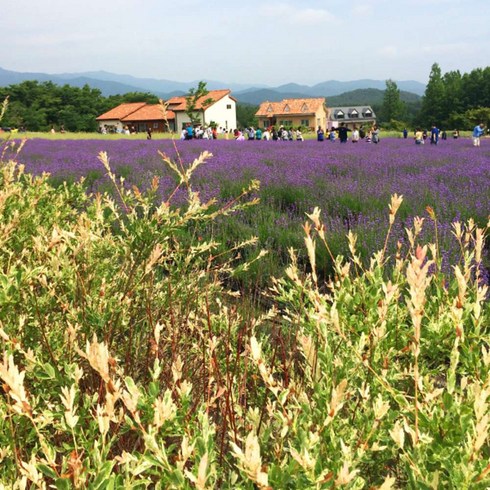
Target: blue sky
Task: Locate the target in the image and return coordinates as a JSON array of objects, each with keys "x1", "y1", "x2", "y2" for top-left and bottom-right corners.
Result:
[{"x1": 2, "y1": 0, "x2": 488, "y2": 85}]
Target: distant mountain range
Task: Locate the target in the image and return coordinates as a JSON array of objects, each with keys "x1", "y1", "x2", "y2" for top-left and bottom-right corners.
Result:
[{"x1": 0, "y1": 66, "x2": 426, "y2": 105}]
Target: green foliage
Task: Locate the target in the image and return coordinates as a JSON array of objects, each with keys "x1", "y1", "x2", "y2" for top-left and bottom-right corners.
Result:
[
  {"x1": 0, "y1": 136, "x2": 489, "y2": 487},
  {"x1": 465, "y1": 107, "x2": 490, "y2": 127},
  {"x1": 419, "y1": 64, "x2": 490, "y2": 128},
  {"x1": 185, "y1": 81, "x2": 213, "y2": 126},
  {"x1": 236, "y1": 103, "x2": 259, "y2": 129},
  {"x1": 0, "y1": 81, "x2": 159, "y2": 132},
  {"x1": 420, "y1": 63, "x2": 446, "y2": 126},
  {"x1": 379, "y1": 79, "x2": 405, "y2": 124}
]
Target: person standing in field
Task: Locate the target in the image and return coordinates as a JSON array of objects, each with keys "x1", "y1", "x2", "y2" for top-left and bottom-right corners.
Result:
[
  {"x1": 472, "y1": 123, "x2": 485, "y2": 146},
  {"x1": 414, "y1": 128, "x2": 424, "y2": 145},
  {"x1": 453, "y1": 129, "x2": 459, "y2": 139},
  {"x1": 403, "y1": 128, "x2": 408, "y2": 139},
  {"x1": 317, "y1": 126, "x2": 324, "y2": 141},
  {"x1": 430, "y1": 124, "x2": 439, "y2": 145},
  {"x1": 334, "y1": 122, "x2": 351, "y2": 143},
  {"x1": 371, "y1": 125, "x2": 380, "y2": 144},
  {"x1": 352, "y1": 125, "x2": 360, "y2": 142}
]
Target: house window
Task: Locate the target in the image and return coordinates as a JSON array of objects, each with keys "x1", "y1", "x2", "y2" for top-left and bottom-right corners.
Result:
[
  {"x1": 279, "y1": 120, "x2": 292, "y2": 127},
  {"x1": 301, "y1": 104, "x2": 308, "y2": 112},
  {"x1": 364, "y1": 110, "x2": 372, "y2": 116},
  {"x1": 284, "y1": 104, "x2": 290, "y2": 113},
  {"x1": 301, "y1": 119, "x2": 310, "y2": 127},
  {"x1": 227, "y1": 104, "x2": 232, "y2": 109},
  {"x1": 153, "y1": 122, "x2": 159, "y2": 128},
  {"x1": 267, "y1": 105, "x2": 273, "y2": 113},
  {"x1": 337, "y1": 111, "x2": 344, "y2": 119},
  {"x1": 350, "y1": 112, "x2": 359, "y2": 118}
]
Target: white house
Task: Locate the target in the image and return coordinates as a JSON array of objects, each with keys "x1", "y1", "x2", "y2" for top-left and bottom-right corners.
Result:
[{"x1": 167, "y1": 89, "x2": 237, "y2": 131}]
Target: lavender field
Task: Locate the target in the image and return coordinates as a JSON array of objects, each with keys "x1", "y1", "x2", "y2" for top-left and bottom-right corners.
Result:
[{"x1": 12, "y1": 137, "x2": 490, "y2": 282}]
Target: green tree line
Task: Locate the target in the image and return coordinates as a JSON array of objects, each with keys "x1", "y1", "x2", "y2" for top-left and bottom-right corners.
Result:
[
  {"x1": 0, "y1": 81, "x2": 158, "y2": 132},
  {"x1": 1, "y1": 63, "x2": 489, "y2": 132},
  {"x1": 380, "y1": 63, "x2": 490, "y2": 130}
]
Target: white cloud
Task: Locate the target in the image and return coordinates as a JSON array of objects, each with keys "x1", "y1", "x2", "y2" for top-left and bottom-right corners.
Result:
[
  {"x1": 260, "y1": 4, "x2": 336, "y2": 25},
  {"x1": 380, "y1": 46, "x2": 398, "y2": 58},
  {"x1": 352, "y1": 4, "x2": 373, "y2": 16},
  {"x1": 420, "y1": 42, "x2": 469, "y2": 56}
]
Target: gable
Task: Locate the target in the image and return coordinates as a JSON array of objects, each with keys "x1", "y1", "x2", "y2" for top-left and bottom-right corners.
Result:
[
  {"x1": 329, "y1": 106, "x2": 376, "y2": 120},
  {"x1": 255, "y1": 98, "x2": 325, "y2": 117}
]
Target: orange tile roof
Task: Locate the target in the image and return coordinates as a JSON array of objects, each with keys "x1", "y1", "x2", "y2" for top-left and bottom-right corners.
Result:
[
  {"x1": 96, "y1": 102, "x2": 147, "y2": 120},
  {"x1": 167, "y1": 89, "x2": 233, "y2": 111},
  {"x1": 255, "y1": 98, "x2": 326, "y2": 117},
  {"x1": 121, "y1": 104, "x2": 175, "y2": 121}
]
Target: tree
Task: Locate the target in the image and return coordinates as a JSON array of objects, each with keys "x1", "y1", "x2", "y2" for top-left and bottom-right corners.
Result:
[
  {"x1": 185, "y1": 81, "x2": 213, "y2": 126},
  {"x1": 465, "y1": 107, "x2": 490, "y2": 128},
  {"x1": 236, "y1": 104, "x2": 258, "y2": 128},
  {"x1": 441, "y1": 70, "x2": 463, "y2": 125},
  {"x1": 420, "y1": 63, "x2": 446, "y2": 126},
  {"x1": 380, "y1": 79, "x2": 404, "y2": 124}
]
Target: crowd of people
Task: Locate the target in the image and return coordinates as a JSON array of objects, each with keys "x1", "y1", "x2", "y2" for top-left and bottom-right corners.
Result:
[
  {"x1": 179, "y1": 124, "x2": 231, "y2": 140},
  {"x1": 409, "y1": 123, "x2": 486, "y2": 146},
  {"x1": 315, "y1": 123, "x2": 380, "y2": 143},
  {"x1": 109, "y1": 121, "x2": 487, "y2": 146},
  {"x1": 230, "y1": 124, "x2": 380, "y2": 143}
]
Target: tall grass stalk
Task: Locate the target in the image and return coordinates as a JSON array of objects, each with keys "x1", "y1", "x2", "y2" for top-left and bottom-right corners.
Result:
[{"x1": 0, "y1": 116, "x2": 489, "y2": 487}]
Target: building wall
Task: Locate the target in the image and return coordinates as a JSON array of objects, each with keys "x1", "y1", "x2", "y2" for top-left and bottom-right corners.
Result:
[
  {"x1": 174, "y1": 95, "x2": 237, "y2": 131},
  {"x1": 98, "y1": 119, "x2": 175, "y2": 133},
  {"x1": 258, "y1": 107, "x2": 327, "y2": 130},
  {"x1": 276, "y1": 116, "x2": 316, "y2": 128},
  {"x1": 203, "y1": 95, "x2": 237, "y2": 131},
  {"x1": 314, "y1": 107, "x2": 327, "y2": 130},
  {"x1": 328, "y1": 118, "x2": 376, "y2": 130},
  {"x1": 124, "y1": 120, "x2": 175, "y2": 133},
  {"x1": 98, "y1": 119, "x2": 124, "y2": 132},
  {"x1": 174, "y1": 111, "x2": 204, "y2": 131}
]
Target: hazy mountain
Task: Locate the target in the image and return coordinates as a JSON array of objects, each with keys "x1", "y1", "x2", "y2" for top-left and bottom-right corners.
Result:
[
  {"x1": 0, "y1": 67, "x2": 162, "y2": 97},
  {"x1": 0, "y1": 66, "x2": 426, "y2": 102},
  {"x1": 326, "y1": 88, "x2": 421, "y2": 106},
  {"x1": 274, "y1": 82, "x2": 314, "y2": 94},
  {"x1": 265, "y1": 79, "x2": 426, "y2": 97},
  {"x1": 234, "y1": 88, "x2": 421, "y2": 108},
  {"x1": 311, "y1": 79, "x2": 425, "y2": 96},
  {"x1": 57, "y1": 70, "x2": 192, "y2": 94},
  {"x1": 232, "y1": 89, "x2": 315, "y2": 105}
]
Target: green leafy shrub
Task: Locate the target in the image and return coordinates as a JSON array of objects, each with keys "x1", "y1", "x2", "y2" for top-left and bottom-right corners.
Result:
[{"x1": 0, "y1": 137, "x2": 488, "y2": 488}]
